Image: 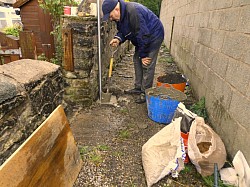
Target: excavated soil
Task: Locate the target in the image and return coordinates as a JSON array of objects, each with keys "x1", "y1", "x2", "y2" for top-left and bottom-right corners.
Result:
[
  {"x1": 70, "y1": 45, "x2": 209, "y2": 187},
  {"x1": 157, "y1": 74, "x2": 187, "y2": 84}
]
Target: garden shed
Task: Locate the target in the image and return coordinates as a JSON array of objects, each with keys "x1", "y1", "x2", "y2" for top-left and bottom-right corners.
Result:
[{"x1": 13, "y1": 0, "x2": 55, "y2": 59}]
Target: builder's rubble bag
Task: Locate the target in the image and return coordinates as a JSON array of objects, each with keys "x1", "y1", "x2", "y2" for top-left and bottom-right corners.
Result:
[
  {"x1": 173, "y1": 102, "x2": 196, "y2": 133},
  {"x1": 188, "y1": 117, "x2": 226, "y2": 176},
  {"x1": 173, "y1": 102, "x2": 197, "y2": 163},
  {"x1": 142, "y1": 117, "x2": 185, "y2": 187}
]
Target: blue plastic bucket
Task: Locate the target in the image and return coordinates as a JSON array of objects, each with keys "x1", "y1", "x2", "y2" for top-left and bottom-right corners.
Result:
[
  {"x1": 146, "y1": 94, "x2": 180, "y2": 124},
  {"x1": 145, "y1": 86, "x2": 187, "y2": 124}
]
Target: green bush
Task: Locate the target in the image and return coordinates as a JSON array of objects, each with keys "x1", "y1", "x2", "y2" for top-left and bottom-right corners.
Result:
[
  {"x1": 131, "y1": 0, "x2": 162, "y2": 17},
  {"x1": 3, "y1": 23, "x2": 22, "y2": 37}
]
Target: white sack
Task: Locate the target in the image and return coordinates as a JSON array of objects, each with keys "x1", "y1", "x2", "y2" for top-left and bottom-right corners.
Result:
[
  {"x1": 188, "y1": 117, "x2": 226, "y2": 176},
  {"x1": 142, "y1": 117, "x2": 185, "y2": 187}
]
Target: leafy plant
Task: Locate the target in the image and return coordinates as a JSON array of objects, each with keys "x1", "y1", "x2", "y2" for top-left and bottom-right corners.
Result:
[
  {"x1": 37, "y1": 53, "x2": 49, "y2": 61},
  {"x1": 3, "y1": 23, "x2": 22, "y2": 37},
  {"x1": 119, "y1": 107, "x2": 128, "y2": 114},
  {"x1": 190, "y1": 97, "x2": 208, "y2": 122},
  {"x1": 132, "y1": 0, "x2": 162, "y2": 17},
  {"x1": 71, "y1": 0, "x2": 79, "y2": 6},
  {"x1": 166, "y1": 56, "x2": 174, "y2": 63},
  {"x1": 119, "y1": 129, "x2": 131, "y2": 139},
  {"x1": 80, "y1": 146, "x2": 90, "y2": 156},
  {"x1": 202, "y1": 175, "x2": 236, "y2": 187},
  {"x1": 97, "y1": 144, "x2": 109, "y2": 151},
  {"x1": 113, "y1": 151, "x2": 124, "y2": 158},
  {"x1": 80, "y1": 145, "x2": 108, "y2": 165},
  {"x1": 38, "y1": 0, "x2": 79, "y2": 64},
  {"x1": 89, "y1": 151, "x2": 103, "y2": 165},
  {"x1": 180, "y1": 164, "x2": 192, "y2": 174},
  {"x1": 0, "y1": 56, "x2": 5, "y2": 65},
  {"x1": 38, "y1": 0, "x2": 76, "y2": 18}
]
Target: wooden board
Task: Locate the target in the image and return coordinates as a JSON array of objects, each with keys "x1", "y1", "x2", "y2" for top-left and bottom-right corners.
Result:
[
  {"x1": 19, "y1": 31, "x2": 37, "y2": 59},
  {"x1": 62, "y1": 28, "x2": 74, "y2": 72},
  {"x1": 0, "y1": 105, "x2": 82, "y2": 187}
]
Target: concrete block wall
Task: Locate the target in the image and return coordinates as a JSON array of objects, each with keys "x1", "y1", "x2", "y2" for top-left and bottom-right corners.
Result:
[
  {"x1": 160, "y1": 0, "x2": 250, "y2": 163},
  {"x1": 0, "y1": 59, "x2": 64, "y2": 165}
]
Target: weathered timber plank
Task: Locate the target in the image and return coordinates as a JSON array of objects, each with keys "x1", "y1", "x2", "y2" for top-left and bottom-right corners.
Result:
[
  {"x1": 19, "y1": 31, "x2": 37, "y2": 59},
  {"x1": 62, "y1": 28, "x2": 74, "y2": 72},
  {"x1": 0, "y1": 105, "x2": 82, "y2": 187}
]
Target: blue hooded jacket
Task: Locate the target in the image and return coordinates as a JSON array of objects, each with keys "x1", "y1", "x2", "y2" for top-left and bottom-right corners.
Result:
[{"x1": 114, "y1": 0, "x2": 164, "y2": 58}]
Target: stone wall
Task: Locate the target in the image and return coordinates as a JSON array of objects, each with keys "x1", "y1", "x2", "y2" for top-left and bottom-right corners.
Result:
[
  {"x1": 0, "y1": 59, "x2": 64, "y2": 165},
  {"x1": 160, "y1": 0, "x2": 250, "y2": 162},
  {"x1": 62, "y1": 16, "x2": 130, "y2": 110}
]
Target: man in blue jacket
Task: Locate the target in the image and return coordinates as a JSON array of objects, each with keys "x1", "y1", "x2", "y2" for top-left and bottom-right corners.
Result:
[{"x1": 102, "y1": 0, "x2": 164, "y2": 103}]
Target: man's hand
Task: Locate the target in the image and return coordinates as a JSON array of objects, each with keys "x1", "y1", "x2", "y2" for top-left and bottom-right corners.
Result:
[
  {"x1": 109, "y1": 38, "x2": 120, "y2": 47},
  {"x1": 142, "y1": 57, "x2": 152, "y2": 66}
]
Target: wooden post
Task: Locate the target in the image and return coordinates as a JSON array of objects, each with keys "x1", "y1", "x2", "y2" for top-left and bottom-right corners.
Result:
[
  {"x1": 19, "y1": 31, "x2": 37, "y2": 59},
  {"x1": 62, "y1": 28, "x2": 74, "y2": 71}
]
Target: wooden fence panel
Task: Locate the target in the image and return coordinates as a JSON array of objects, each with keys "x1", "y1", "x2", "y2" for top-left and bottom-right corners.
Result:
[{"x1": 0, "y1": 32, "x2": 20, "y2": 64}]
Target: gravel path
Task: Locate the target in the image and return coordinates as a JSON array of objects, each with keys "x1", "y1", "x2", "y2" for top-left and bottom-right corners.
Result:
[{"x1": 70, "y1": 45, "x2": 208, "y2": 187}]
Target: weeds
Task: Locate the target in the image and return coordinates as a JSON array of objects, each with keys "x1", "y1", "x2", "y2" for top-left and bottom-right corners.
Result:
[
  {"x1": 37, "y1": 53, "x2": 49, "y2": 61},
  {"x1": 119, "y1": 129, "x2": 131, "y2": 139},
  {"x1": 166, "y1": 56, "x2": 174, "y2": 63},
  {"x1": 79, "y1": 144, "x2": 110, "y2": 165},
  {"x1": 97, "y1": 145, "x2": 109, "y2": 151},
  {"x1": 202, "y1": 175, "x2": 235, "y2": 187},
  {"x1": 190, "y1": 96, "x2": 208, "y2": 122},
  {"x1": 3, "y1": 23, "x2": 22, "y2": 37},
  {"x1": 0, "y1": 56, "x2": 4, "y2": 65},
  {"x1": 119, "y1": 107, "x2": 128, "y2": 114},
  {"x1": 79, "y1": 146, "x2": 90, "y2": 156},
  {"x1": 113, "y1": 151, "x2": 124, "y2": 160},
  {"x1": 180, "y1": 164, "x2": 192, "y2": 174},
  {"x1": 89, "y1": 150, "x2": 103, "y2": 165}
]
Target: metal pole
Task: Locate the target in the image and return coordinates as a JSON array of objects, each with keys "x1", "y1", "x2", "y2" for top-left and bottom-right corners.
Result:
[
  {"x1": 169, "y1": 16, "x2": 175, "y2": 52},
  {"x1": 97, "y1": 0, "x2": 102, "y2": 101},
  {"x1": 214, "y1": 163, "x2": 218, "y2": 187}
]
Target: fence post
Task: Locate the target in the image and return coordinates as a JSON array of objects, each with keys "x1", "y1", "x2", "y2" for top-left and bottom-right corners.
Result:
[
  {"x1": 62, "y1": 28, "x2": 74, "y2": 72},
  {"x1": 19, "y1": 31, "x2": 37, "y2": 59}
]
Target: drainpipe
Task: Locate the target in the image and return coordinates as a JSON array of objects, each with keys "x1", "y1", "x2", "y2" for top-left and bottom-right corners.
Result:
[{"x1": 97, "y1": 0, "x2": 102, "y2": 101}]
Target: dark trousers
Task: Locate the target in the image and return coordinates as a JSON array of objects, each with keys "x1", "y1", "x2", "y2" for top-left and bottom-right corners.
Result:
[{"x1": 133, "y1": 38, "x2": 163, "y2": 92}]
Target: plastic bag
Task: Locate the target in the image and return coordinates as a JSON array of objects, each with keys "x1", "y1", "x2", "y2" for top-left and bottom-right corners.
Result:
[
  {"x1": 188, "y1": 117, "x2": 226, "y2": 176},
  {"x1": 173, "y1": 103, "x2": 197, "y2": 163},
  {"x1": 173, "y1": 102, "x2": 196, "y2": 133},
  {"x1": 220, "y1": 151, "x2": 250, "y2": 187},
  {"x1": 142, "y1": 117, "x2": 185, "y2": 187}
]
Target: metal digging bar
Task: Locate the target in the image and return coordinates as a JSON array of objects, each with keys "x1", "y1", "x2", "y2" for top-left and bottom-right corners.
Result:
[{"x1": 97, "y1": 0, "x2": 102, "y2": 102}]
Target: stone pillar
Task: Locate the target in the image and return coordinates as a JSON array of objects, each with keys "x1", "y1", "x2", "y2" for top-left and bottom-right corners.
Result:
[
  {"x1": 0, "y1": 59, "x2": 64, "y2": 165},
  {"x1": 61, "y1": 16, "x2": 129, "y2": 109}
]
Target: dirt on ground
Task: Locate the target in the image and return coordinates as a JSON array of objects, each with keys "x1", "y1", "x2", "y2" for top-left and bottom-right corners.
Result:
[{"x1": 70, "y1": 45, "x2": 209, "y2": 187}]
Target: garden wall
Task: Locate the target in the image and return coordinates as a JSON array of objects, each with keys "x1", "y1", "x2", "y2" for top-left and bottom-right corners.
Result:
[
  {"x1": 0, "y1": 59, "x2": 64, "y2": 165},
  {"x1": 160, "y1": 0, "x2": 250, "y2": 163},
  {"x1": 61, "y1": 16, "x2": 130, "y2": 110},
  {"x1": 0, "y1": 16, "x2": 130, "y2": 166}
]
